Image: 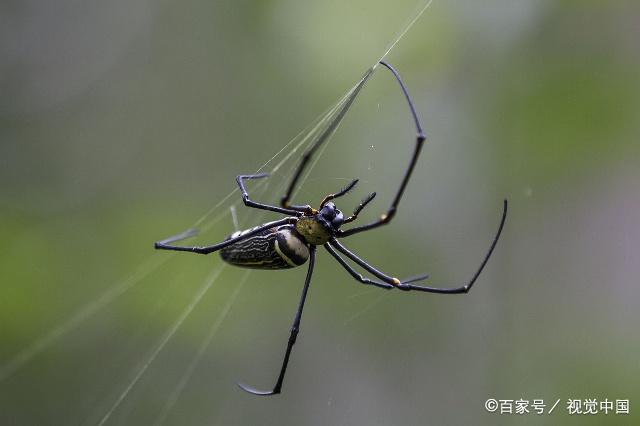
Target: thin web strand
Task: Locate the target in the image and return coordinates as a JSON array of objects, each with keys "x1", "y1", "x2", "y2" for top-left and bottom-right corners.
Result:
[
  {"x1": 99, "y1": 89, "x2": 362, "y2": 422},
  {"x1": 152, "y1": 274, "x2": 248, "y2": 426},
  {"x1": 97, "y1": 265, "x2": 227, "y2": 426},
  {"x1": 192, "y1": 91, "x2": 349, "y2": 229},
  {"x1": 0, "y1": 98, "x2": 342, "y2": 384},
  {"x1": 343, "y1": 293, "x2": 386, "y2": 326},
  {"x1": 195, "y1": 96, "x2": 347, "y2": 232},
  {"x1": 0, "y1": 256, "x2": 167, "y2": 383},
  {"x1": 377, "y1": 0, "x2": 434, "y2": 65},
  {"x1": 101, "y1": 3, "x2": 435, "y2": 417},
  {"x1": 2, "y1": 0, "x2": 435, "y2": 408}
]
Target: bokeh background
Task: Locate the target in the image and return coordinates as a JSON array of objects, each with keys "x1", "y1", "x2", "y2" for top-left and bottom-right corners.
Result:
[{"x1": 1, "y1": 0, "x2": 639, "y2": 425}]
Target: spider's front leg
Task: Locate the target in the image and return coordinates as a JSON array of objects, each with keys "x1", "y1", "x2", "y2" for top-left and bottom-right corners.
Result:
[
  {"x1": 339, "y1": 61, "x2": 426, "y2": 237},
  {"x1": 279, "y1": 68, "x2": 374, "y2": 211},
  {"x1": 236, "y1": 174, "x2": 302, "y2": 216}
]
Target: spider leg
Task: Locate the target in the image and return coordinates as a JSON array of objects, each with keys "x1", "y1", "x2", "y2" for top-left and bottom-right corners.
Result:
[
  {"x1": 337, "y1": 200, "x2": 507, "y2": 293},
  {"x1": 390, "y1": 199, "x2": 508, "y2": 294},
  {"x1": 154, "y1": 217, "x2": 297, "y2": 254},
  {"x1": 319, "y1": 178, "x2": 359, "y2": 208},
  {"x1": 343, "y1": 192, "x2": 377, "y2": 225},
  {"x1": 324, "y1": 244, "x2": 393, "y2": 289},
  {"x1": 339, "y1": 61, "x2": 425, "y2": 237},
  {"x1": 236, "y1": 174, "x2": 302, "y2": 216},
  {"x1": 280, "y1": 68, "x2": 374, "y2": 209},
  {"x1": 329, "y1": 238, "x2": 429, "y2": 287},
  {"x1": 238, "y1": 246, "x2": 317, "y2": 396}
]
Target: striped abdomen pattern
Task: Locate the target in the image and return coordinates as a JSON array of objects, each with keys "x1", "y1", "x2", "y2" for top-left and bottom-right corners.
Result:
[{"x1": 220, "y1": 224, "x2": 309, "y2": 269}]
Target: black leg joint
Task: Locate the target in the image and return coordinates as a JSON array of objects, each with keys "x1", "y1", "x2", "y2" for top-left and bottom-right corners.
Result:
[
  {"x1": 288, "y1": 328, "x2": 299, "y2": 344},
  {"x1": 382, "y1": 207, "x2": 397, "y2": 223}
]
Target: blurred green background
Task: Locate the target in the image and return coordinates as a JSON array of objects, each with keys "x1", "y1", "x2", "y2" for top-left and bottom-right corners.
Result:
[{"x1": 1, "y1": 0, "x2": 639, "y2": 425}]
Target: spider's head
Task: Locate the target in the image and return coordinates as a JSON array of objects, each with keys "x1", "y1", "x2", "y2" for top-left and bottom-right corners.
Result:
[
  {"x1": 319, "y1": 202, "x2": 344, "y2": 230},
  {"x1": 295, "y1": 202, "x2": 343, "y2": 245}
]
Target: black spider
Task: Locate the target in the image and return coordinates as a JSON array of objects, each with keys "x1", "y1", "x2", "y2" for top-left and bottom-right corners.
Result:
[{"x1": 155, "y1": 61, "x2": 508, "y2": 396}]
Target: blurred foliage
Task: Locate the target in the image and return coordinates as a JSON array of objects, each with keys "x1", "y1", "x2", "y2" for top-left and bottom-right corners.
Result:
[{"x1": 1, "y1": 1, "x2": 639, "y2": 425}]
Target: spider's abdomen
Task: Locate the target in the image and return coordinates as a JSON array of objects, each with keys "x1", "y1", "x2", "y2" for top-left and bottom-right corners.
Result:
[{"x1": 220, "y1": 224, "x2": 309, "y2": 269}]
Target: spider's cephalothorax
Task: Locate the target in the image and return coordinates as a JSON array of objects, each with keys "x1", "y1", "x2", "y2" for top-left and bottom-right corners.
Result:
[
  {"x1": 296, "y1": 202, "x2": 343, "y2": 245},
  {"x1": 154, "y1": 61, "x2": 508, "y2": 397}
]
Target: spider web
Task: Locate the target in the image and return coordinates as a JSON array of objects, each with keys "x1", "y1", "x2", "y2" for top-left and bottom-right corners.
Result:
[{"x1": 0, "y1": 1, "x2": 435, "y2": 423}]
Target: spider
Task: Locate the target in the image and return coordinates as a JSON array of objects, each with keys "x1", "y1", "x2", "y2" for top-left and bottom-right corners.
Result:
[{"x1": 154, "y1": 61, "x2": 508, "y2": 396}]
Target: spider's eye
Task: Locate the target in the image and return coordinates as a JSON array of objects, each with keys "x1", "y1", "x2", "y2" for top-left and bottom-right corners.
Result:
[
  {"x1": 320, "y1": 202, "x2": 336, "y2": 220},
  {"x1": 331, "y1": 209, "x2": 344, "y2": 227}
]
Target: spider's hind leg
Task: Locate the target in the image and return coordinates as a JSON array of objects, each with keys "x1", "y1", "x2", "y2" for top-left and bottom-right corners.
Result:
[
  {"x1": 155, "y1": 228, "x2": 199, "y2": 246},
  {"x1": 238, "y1": 246, "x2": 318, "y2": 396},
  {"x1": 154, "y1": 217, "x2": 297, "y2": 255}
]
